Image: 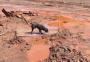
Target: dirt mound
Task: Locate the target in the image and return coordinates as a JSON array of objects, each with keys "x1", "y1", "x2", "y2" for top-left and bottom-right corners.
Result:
[
  {"x1": 0, "y1": 30, "x2": 31, "y2": 62},
  {"x1": 42, "y1": 32, "x2": 89, "y2": 62},
  {"x1": 44, "y1": 43, "x2": 88, "y2": 62}
]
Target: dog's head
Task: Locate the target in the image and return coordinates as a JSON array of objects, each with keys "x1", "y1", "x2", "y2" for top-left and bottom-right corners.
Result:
[{"x1": 44, "y1": 28, "x2": 48, "y2": 32}]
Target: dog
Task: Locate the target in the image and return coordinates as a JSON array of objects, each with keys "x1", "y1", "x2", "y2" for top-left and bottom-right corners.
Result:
[{"x1": 30, "y1": 22, "x2": 48, "y2": 34}]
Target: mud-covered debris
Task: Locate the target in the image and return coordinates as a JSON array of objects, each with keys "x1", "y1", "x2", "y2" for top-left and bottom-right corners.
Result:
[
  {"x1": 43, "y1": 41, "x2": 88, "y2": 62},
  {"x1": 23, "y1": 11, "x2": 38, "y2": 16},
  {"x1": 40, "y1": 31, "x2": 89, "y2": 62},
  {"x1": 7, "y1": 31, "x2": 24, "y2": 44},
  {"x1": 19, "y1": 42, "x2": 31, "y2": 52},
  {"x1": 58, "y1": 28, "x2": 72, "y2": 38},
  {"x1": 2, "y1": 8, "x2": 13, "y2": 17},
  {"x1": 43, "y1": 33, "x2": 89, "y2": 62},
  {"x1": 0, "y1": 24, "x2": 3, "y2": 26},
  {"x1": 49, "y1": 28, "x2": 72, "y2": 42},
  {"x1": 2, "y1": 8, "x2": 38, "y2": 18}
]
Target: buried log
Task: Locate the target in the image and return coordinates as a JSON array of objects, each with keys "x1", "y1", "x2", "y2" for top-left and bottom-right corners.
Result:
[
  {"x1": 21, "y1": 15, "x2": 29, "y2": 24},
  {"x1": 2, "y1": 8, "x2": 38, "y2": 18},
  {"x1": 23, "y1": 11, "x2": 34, "y2": 16},
  {"x1": 2, "y1": 8, "x2": 13, "y2": 17},
  {"x1": 23, "y1": 11, "x2": 38, "y2": 16}
]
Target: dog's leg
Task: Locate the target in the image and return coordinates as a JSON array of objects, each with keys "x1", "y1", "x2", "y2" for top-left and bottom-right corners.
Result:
[
  {"x1": 39, "y1": 29, "x2": 43, "y2": 34},
  {"x1": 31, "y1": 27, "x2": 34, "y2": 34}
]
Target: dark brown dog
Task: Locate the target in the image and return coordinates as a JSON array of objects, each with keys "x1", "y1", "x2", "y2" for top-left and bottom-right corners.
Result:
[{"x1": 30, "y1": 22, "x2": 48, "y2": 34}]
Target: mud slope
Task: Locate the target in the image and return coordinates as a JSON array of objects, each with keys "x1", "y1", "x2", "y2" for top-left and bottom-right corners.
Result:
[{"x1": 0, "y1": 0, "x2": 90, "y2": 62}]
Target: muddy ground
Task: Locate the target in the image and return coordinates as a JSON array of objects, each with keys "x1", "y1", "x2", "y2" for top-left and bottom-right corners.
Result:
[{"x1": 0, "y1": 0, "x2": 90, "y2": 62}]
